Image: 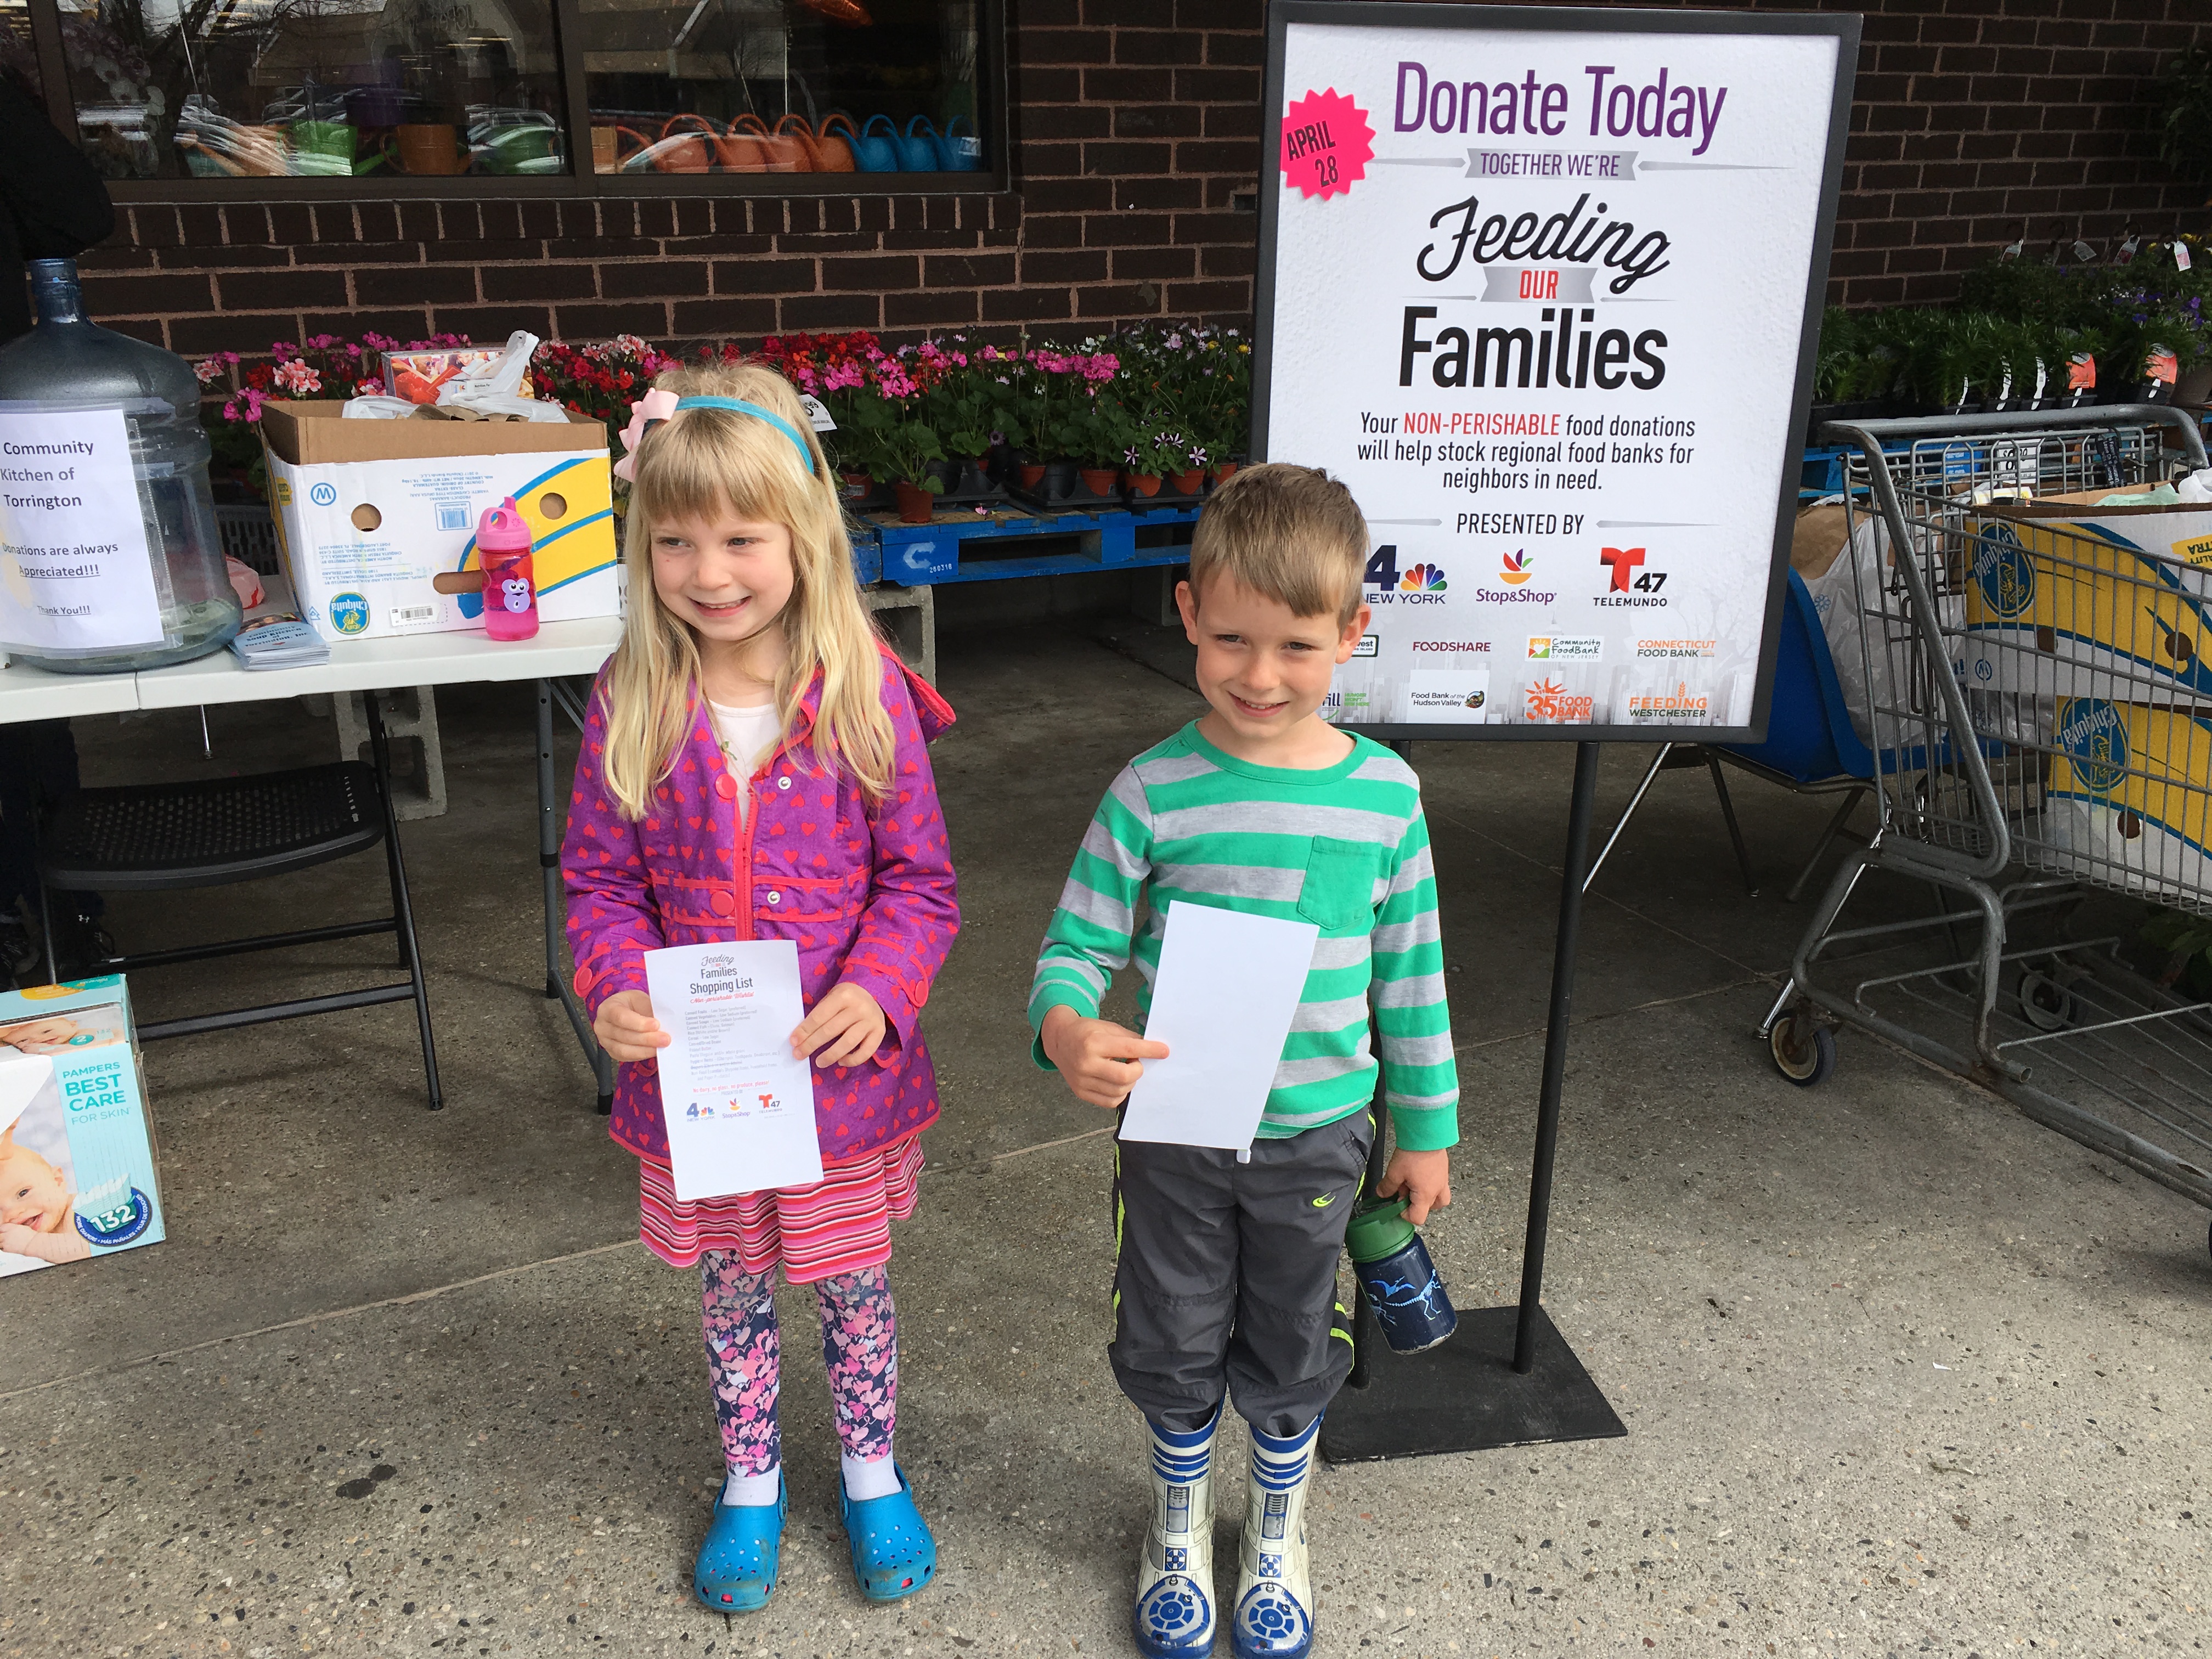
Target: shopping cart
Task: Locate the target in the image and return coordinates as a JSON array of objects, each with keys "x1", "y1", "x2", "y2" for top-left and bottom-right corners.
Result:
[{"x1": 1761, "y1": 407, "x2": 2212, "y2": 1255}]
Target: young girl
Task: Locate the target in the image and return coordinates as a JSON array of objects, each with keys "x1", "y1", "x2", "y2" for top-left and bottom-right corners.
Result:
[{"x1": 562, "y1": 362, "x2": 959, "y2": 1615}]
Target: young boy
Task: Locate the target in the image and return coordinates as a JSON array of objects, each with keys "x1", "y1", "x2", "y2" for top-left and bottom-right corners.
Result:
[{"x1": 1029, "y1": 464, "x2": 1459, "y2": 1659}]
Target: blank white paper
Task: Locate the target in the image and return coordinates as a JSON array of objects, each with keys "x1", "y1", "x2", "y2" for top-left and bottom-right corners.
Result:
[
  {"x1": 1120, "y1": 901, "x2": 1321, "y2": 1150},
  {"x1": 645, "y1": 939, "x2": 823, "y2": 1201}
]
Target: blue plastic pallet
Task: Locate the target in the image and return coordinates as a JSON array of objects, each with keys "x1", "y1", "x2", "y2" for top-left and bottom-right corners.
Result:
[{"x1": 855, "y1": 501, "x2": 1204, "y2": 587}]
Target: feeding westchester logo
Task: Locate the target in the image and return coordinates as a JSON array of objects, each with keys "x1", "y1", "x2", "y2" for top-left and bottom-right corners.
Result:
[{"x1": 1400, "y1": 563, "x2": 1447, "y2": 593}]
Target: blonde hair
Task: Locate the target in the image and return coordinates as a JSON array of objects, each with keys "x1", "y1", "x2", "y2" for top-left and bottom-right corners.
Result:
[
  {"x1": 599, "y1": 361, "x2": 894, "y2": 818},
  {"x1": 1187, "y1": 462, "x2": 1369, "y2": 624}
]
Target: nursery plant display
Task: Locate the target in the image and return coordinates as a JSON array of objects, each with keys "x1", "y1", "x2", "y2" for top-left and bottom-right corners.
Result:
[
  {"x1": 1812, "y1": 241, "x2": 2212, "y2": 421},
  {"x1": 193, "y1": 321, "x2": 1257, "y2": 521}
]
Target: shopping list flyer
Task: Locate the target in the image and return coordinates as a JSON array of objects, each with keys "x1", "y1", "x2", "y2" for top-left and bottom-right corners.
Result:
[{"x1": 643, "y1": 940, "x2": 823, "y2": 1201}]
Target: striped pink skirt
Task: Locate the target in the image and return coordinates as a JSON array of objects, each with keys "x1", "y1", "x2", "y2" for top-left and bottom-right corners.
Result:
[{"x1": 636, "y1": 1130, "x2": 923, "y2": 1281}]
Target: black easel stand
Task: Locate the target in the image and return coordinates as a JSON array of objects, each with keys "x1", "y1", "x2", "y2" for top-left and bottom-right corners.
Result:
[{"x1": 1321, "y1": 741, "x2": 1627, "y2": 1464}]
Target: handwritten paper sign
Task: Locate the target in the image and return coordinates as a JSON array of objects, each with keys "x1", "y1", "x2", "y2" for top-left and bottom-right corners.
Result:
[{"x1": 0, "y1": 407, "x2": 165, "y2": 655}]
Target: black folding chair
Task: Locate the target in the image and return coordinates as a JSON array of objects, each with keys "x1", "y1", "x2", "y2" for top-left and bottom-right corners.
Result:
[{"x1": 35, "y1": 691, "x2": 442, "y2": 1108}]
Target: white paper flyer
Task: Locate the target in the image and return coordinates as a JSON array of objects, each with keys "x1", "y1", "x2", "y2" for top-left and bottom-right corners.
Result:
[{"x1": 644, "y1": 939, "x2": 823, "y2": 1201}]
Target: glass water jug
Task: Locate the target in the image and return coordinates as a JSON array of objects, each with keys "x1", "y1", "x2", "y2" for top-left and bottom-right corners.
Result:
[{"x1": 0, "y1": 258, "x2": 240, "y2": 672}]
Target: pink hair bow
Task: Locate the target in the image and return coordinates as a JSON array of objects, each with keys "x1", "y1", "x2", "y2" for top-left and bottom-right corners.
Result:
[{"x1": 613, "y1": 387, "x2": 680, "y2": 483}]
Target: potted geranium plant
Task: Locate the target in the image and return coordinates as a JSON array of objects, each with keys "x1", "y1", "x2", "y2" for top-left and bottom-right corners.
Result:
[
  {"x1": 1122, "y1": 423, "x2": 1191, "y2": 498},
  {"x1": 924, "y1": 352, "x2": 1008, "y2": 496},
  {"x1": 881, "y1": 420, "x2": 948, "y2": 522},
  {"x1": 1076, "y1": 396, "x2": 1138, "y2": 500}
]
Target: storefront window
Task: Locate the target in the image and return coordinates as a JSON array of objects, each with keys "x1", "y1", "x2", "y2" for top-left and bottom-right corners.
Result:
[
  {"x1": 580, "y1": 0, "x2": 981, "y2": 177},
  {"x1": 1, "y1": 0, "x2": 42, "y2": 98},
  {"x1": 55, "y1": 0, "x2": 569, "y2": 181}
]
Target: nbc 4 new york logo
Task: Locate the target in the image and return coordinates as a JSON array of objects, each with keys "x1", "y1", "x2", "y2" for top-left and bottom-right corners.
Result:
[{"x1": 1362, "y1": 545, "x2": 1448, "y2": 604}]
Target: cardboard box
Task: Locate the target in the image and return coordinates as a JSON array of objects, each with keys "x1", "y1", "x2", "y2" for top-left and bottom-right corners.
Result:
[
  {"x1": 0, "y1": 975, "x2": 163, "y2": 1278},
  {"x1": 1964, "y1": 488, "x2": 2212, "y2": 708},
  {"x1": 261, "y1": 401, "x2": 620, "y2": 643},
  {"x1": 2028, "y1": 695, "x2": 2212, "y2": 899}
]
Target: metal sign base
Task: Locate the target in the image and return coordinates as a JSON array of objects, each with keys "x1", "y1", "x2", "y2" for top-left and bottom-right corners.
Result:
[
  {"x1": 1319, "y1": 1305, "x2": 1624, "y2": 1463},
  {"x1": 1322, "y1": 742, "x2": 1624, "y2": 1465}
]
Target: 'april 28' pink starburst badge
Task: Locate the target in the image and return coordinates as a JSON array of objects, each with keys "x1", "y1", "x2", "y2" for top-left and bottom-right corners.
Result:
[{"x1": 1280, "y1": 88, "x2": 1373, "y2": 200}]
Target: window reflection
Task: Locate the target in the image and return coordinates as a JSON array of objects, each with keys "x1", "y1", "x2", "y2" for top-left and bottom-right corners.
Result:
[
  {"x1": 58, "y1": 0, "x2": 568, "y2": 180},
  {"x1": 1, "y1": 0, "x2": 41, "y2": 98},
  {"x1": 581, "y1": 0, "x2": 980, "y2": 176}
]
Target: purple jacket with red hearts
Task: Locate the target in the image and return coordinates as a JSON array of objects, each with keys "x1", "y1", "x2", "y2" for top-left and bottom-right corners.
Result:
[{"x1": 562, "y1": 644, "x2": 960, "y2": 1166}]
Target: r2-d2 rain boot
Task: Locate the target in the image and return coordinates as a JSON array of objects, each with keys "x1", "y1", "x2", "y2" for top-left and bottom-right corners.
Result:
[
  {"x1": 1231, "y1": 1416, "x2": 1320, "y2": 1659},
  {"x1": 1132, "y1": 1406, "x2": 1220, "y2": 1658}
]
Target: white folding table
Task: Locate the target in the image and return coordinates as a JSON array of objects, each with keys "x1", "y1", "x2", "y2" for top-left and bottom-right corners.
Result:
[{"x1": 0, "y1": 619, "x2": 623, "y2": 1110}]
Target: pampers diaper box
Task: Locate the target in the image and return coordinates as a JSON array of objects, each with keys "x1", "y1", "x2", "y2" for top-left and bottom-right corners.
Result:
[
  {"x1": 260, "y1": 400, "x2": 619, "y2": 644},
  {"x1": 1964, "y1": 489, "x2": 2212, "y2": 709},
  {"x1": 0, "y1": 975, "x2": 163, "y2": 1279}
]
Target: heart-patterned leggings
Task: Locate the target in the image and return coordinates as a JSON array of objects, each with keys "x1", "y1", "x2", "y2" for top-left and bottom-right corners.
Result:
[{"x1": 700, "y1": 1251, "x2": 898, "y2": 1475}]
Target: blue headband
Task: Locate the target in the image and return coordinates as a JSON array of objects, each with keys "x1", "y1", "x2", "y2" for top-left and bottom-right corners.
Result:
[{"x1": 670, "y1": 396, "x2": 817, "y2": 475}]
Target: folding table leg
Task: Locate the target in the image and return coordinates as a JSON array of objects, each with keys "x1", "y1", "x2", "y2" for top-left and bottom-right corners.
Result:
[
  {"x1": 538, "y1": 679, "x2": 615, "y2": 1114},
  {"x1": 366, "y1": 690, "x2": 444, "y2": 1110}
]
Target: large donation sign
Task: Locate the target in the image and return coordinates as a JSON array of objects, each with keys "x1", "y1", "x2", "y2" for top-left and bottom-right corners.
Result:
[{"x1": 1258, "y1": 3, "x2": 1857, "y2": 741}]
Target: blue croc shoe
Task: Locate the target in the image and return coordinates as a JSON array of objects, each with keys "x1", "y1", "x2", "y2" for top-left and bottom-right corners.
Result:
[
  {"x1": 693, "y1": 1476, "x2": 787, "y2": 1613},
  {"x1": 838, "y1": 1463, "x2": 937, "y2": 1601}
]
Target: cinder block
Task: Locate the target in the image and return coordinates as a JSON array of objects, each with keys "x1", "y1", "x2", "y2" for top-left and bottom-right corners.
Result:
[
  {"x1": 863, "y1": 582, "x2": 935, "y2": 685},
  {"x1": 334, "y1": 686, "x2": 448, "y2": 821},
  {"x1": 1136, "y1": 563, "x2": 1189, "y2": 628}
]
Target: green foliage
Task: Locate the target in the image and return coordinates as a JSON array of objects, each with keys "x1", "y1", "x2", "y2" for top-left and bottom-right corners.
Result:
[
  {"x1": 2157, "y1": 44, "x2": 2212, "y2": 189},
  {"x1": 2141, "y1": 904, "x2": 2212, "y2": 998},
  {"x1": 1817, "y1": 242, "x2": 2212, "y2": 410}
]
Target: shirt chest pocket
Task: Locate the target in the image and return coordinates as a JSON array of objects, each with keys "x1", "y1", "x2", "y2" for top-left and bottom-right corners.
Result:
[{"x1": 1295, "y1": 836, "x2": 1380, "y2": 932}]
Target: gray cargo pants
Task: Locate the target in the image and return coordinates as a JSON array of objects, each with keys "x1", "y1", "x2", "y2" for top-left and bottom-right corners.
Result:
[{"x1": 1109, "y1": 1111, "x2": 1373, "y2": 1439}]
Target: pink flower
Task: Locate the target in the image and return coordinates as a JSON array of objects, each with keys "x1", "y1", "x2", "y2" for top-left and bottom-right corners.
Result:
[
  {"x1": 272, "y1": 359, "x2": 324, "y2": 395},
  {"x1": 192, "y1": 357, "x2": 225, "y2": 385}
]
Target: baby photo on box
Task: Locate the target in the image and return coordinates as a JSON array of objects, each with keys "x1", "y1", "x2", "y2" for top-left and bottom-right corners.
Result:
[{"x1": 0, "y1": 998, "x2": 164, "y2": 1278}]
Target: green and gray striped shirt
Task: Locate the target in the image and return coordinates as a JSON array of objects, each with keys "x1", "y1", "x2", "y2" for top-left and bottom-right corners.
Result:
[{"x1": 1029, "y1": 722, "x2": 1460, "y2": 1150}]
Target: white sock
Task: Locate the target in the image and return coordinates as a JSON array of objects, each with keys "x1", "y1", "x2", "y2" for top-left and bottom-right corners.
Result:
[
  {"x1": 721, "y1": 1464, "x2": 781, "y2": 1506},
  {"x1": 840, "y1": 1448, "x2": 901, "y2": 1502}
]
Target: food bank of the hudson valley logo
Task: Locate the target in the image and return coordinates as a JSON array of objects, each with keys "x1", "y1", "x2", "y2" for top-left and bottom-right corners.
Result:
[
  {"x1": 1500, "y1": 550, "x2": 1532, "y2": 585},
  {"x1": 1400, "y1": 562, "x2": 1447, "y2": 593}
]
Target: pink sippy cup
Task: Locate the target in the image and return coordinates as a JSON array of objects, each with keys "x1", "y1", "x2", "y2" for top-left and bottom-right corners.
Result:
[{"x1": 476, "y1": 497, "x2": 539, "y2": 641}]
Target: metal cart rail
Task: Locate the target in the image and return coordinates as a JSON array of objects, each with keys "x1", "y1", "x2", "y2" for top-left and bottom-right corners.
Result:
[{"x1": 1762, "y1": 407, "x2": 2212, "y2": 1251}]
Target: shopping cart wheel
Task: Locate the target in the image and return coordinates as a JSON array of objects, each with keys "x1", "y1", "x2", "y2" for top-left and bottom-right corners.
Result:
[
  {"x1": 2017, "y1": 970, "x2": 2076, "y2": 1032},
  {"x1": 1770, "y1": 1009, "x2": 1836, "y2": 1087}
]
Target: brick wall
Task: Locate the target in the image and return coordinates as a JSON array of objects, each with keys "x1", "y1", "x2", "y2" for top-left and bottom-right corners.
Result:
[{"x1": 72, "y1": 0, "x2": 2212, "y2": 362}]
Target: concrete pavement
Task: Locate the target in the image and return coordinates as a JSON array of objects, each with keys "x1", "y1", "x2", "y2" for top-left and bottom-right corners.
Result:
[{"x1": 3, "y1": 607, "x2": 2206, "y2": 1658}]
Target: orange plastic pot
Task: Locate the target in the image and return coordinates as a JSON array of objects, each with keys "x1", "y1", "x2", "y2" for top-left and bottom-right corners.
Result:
[{"x1": 655, "y1": 114, "x2": 715, "y2": 173}]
